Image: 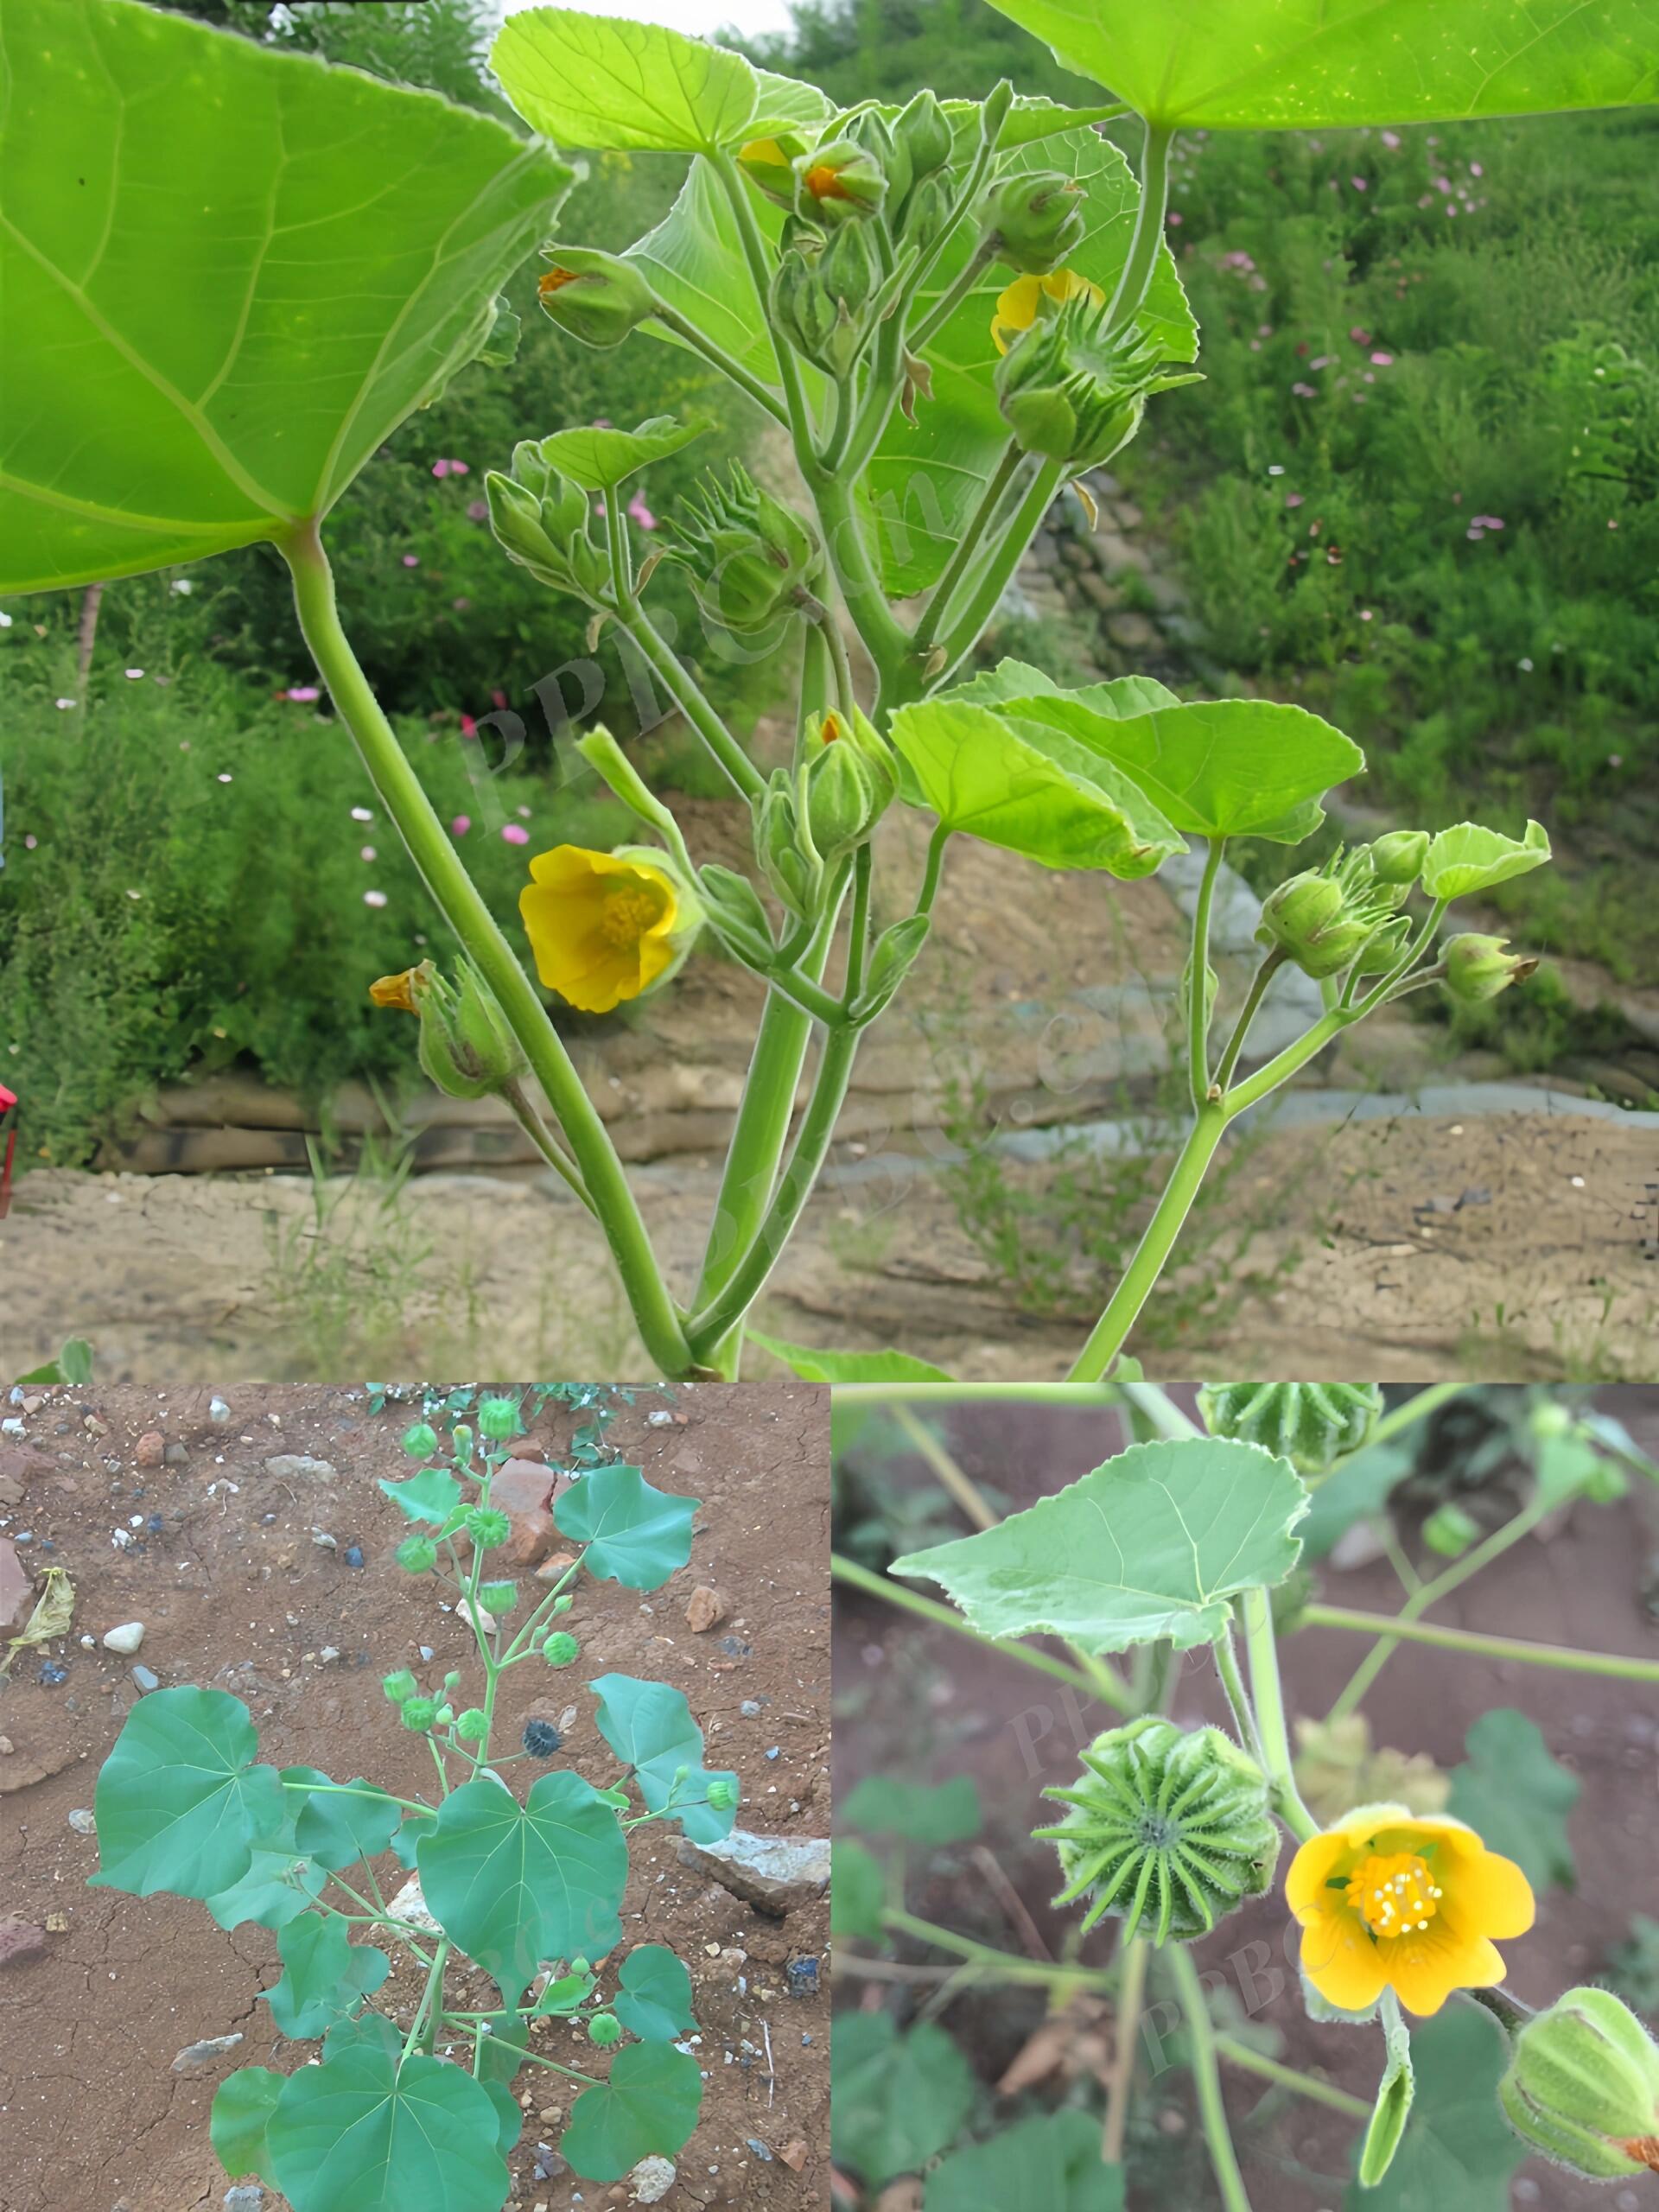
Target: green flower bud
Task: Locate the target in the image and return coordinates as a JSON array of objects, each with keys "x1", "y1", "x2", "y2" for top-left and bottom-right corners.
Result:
[
  {"x1": 550, "y1": 1594, "x2": 575, "y2": 1616},
  {"x1": 706, "y1": 1777, "x2": 736, "y2": 1811},
  {"x1": 479, "y1": 1396, "x2": 521, "y2": 1443},
  {"x1": 402, "y1": 1422, "x2": 439, "y2": 1459},
  {"x1": 1366, "y1": 830, "x2": 1431, "y2": 887},
  {"x1": 454, "y1": 1708, "x2": 488, "y2": 1743},
  {"x1": 854, "y1": 914, "x2": 931, "y2": 1024},
  {"x1": 1442, "y1": 933, "x2": 1539, "y2": 1004},
  {"x1": 396, "y1": 1535, "x2": 438, "y2": 1574},
  {"x1": 371, "y1": 957, "x2": 526, "y2": 1103},
  {"x1": 1199, "y1": 1383, "x2": 1383, "y2": 1475},
  {"x1": 995, "y1": 295, "x2": 1198, "y2": 474},
  {"x1": 752, "y1": 769, "x2": 817, "y2": 921},
  {"x1": 979, "y1": 169, "x2": 1086, "y2": 276},
  {"x1": 1422, "y1": 1502, "x2": 1481, "y2": 1557},
  {"x1": 736, "y1": 132, "x2": 810, "y2": 207},
  {"x1": 588, "y1": 2012, "x2": 624, "y2": 2047},
  {"x1": 443, "y1": 1671, "x2": 462, "y2": 1690},
  {"x1": 696, "y1": 862, "x2": 776, "y2": 968},
  {"x1": 433, "y1": 1704, "x2": 454, "y2": 1728},
  {"x1": 794, "y1": 136, "x2": 887, "y2": 223},
  {"x1": 1347, "y1": 913, "x2": 1413, "y2": 978},
  {"x1": 1500, "y1": 1987, "x2": 1659, "y2": 2179},
  {"x1": 662, "y1": 465, "x2": 820, "y2": 636},
  {"x1": 1257, "y1": 854, "x2": 1402, "y2": 981},
  {"x1": 486, "y1": 454, "x2": 607, "y2": 603},
  {"x1": 453, "y1": 1425, "x2": 474, "y2": 1460},
  {"x1": 1033, "y1": 1717, "x2": 1280, "y2": 1945},
  {"x1": 770, "y1": 221, "x2": 880, "y2": 378},
  {"x1": 401, "y1": 1696, "x2": 438, "y2": 1732},
  {"x1": 465, "y1": 1507, "x2": 512, "y2": 1551},
  {"x1": 543, "y1": 1631, "x2": 581, "y2": 1666},
  {"x1": 898, "y1": 170, "x2": 953, "y2": 257},
  {"x1": 537, "y1": 247, "x2": 659, "y2": 349},
  {"x1": 893, "y1": 87, "x2": 953, "y2": 187},
  {"x1": 802, "y1": 706, "x2": 895, "y2": 866},
  {"x1": 478, "y1": 1580, "x2": 518, "y2": 1618},
  {"x1": 381, "y1": 1669, "x2": 418, "y2": 1706}
]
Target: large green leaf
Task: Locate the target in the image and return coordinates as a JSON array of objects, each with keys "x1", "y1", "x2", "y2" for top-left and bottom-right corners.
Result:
[
  {"x1": 212, "y1": 2066, "x2": 284, "y2": 2187},
  {"x1": 1446, "y1": 1709, "x2": 1579, "y2": 1891},
  {"x1": 889, "y1": 697, "x2": 1186, "y2": 874},
  {"x1": 1420, "y1": 819, "x2": 1551, "y2": 900},
  {"x1": 89, "y1": 1687, "x2": 285, "y2": 1899},
  {"x1": 925, "y1": 2112, "x2": 1125, "y2": 2212},
  {"x1": 555, "y1": 1463, "x2": 699, "y2": 1590},
  {"x1": 1343, "y1": 2009, "x2": 1523, "y2": 2212},
  {"x1": 268, "y1": 2046, "x2": 508, "y2": 2212},
  {"x1": 892, "y1": 1438, "x2": 1308, "y2": 1654},
  {"x1": 204, "y1": 1839, "x2": 328, "y2": 1932},
  {"x1": 289, "y1": 1769, "x2": 404, "y2": 1873},
  {"x1": 833, "y1": 2013, "x2": 975, "y2": 2189},
  {"x1": 560, "y1": 2043, "x2": 703, "y2": 2183},
  {"x1": 0, "y1": 0, "x2": 570, "y2": 596},
  {"x1": 613, "y1": 1943, "x2": 698, "y2": 2043},
  {"x1": 536, "y1": 415, "x2": 705, "y2": 493},
  {"x1": 1001, "y1": 692, "x2": 1364, "y2": 842},
  {"x1": 416, "y1": 1771, "x2": 627, "y2": 2000},
  {"x1": 867, "y1": 128, "x2": 1195, "y2": 594},
  {"x1": 262, "y1": 1912, "x2": 391, "y2": 2039},
  {"x1": 747, "y1": 1329, "x2": 954, "y2": 1384},
  {"x1": 626, "y1": 159, "x2": 790, "y2": 389},
  {"x1": 492, "y1": 7, "x2": 759, "y2": 153},
  {"x1": 377, "y1": 1466, "x2": 463, "y2": 1524},
  {"x1": 842, "y1": 1774, "x2": 982, "y2": 1845},
  {"x1": 589, "y1": 1673, "x2": 739, "y2": 1846},
  {"x1": 984, "y1": 0, "x2": 1659, "y2": 130}
]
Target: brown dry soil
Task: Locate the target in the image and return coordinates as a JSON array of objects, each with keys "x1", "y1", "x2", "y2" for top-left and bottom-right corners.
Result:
[
  {"x1": 5, "y1": 802, "x2": 1656, "y2": 1387},
  {"x1": 0, "y1": 1382, "x2": 830, "y2": 2212},
  {"x1": 832, "y1": 1388, "x2": 1659, "y2": 2212}
]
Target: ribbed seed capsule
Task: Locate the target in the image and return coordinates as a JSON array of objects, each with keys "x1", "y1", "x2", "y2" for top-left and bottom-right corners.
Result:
[
  {"x1": 1198, "y1": 1382, "x2": 1383, "y2": 1474},
  {"x1": 1034, "y1": 1718, "x2": 1279, "y2": 1946}
]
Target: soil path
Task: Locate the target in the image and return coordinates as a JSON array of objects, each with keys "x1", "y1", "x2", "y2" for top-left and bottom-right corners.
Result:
[{"x1": 0, "y1": 1380, "x2": 830, "y2": 2212}]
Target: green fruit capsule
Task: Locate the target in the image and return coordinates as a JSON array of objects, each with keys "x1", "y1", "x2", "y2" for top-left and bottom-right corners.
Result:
[
  {"x1": 466, "y1": 1507, "x2": 512, "y2": 1550},
  {"x1": 588, "y1": 2012, "x2": 623, "y2": 2048},
  {"x1": 401, "y1": 1697, "x2": 438, "y2": 1732},
  {"x1": 402, "y1": 1422, "x2": 439, "y2": 1459},
  {"x1": 478, "y1": 1396, "x2": 520, "y2": 1443},
  {"x1": 381, "y1": 1669, "x2": 418, "y2": 1706},
  {"x1": 1501, "y1": 1987, "x2": 1659, "y2": 2179},
  {"x1": 454, "y1": 1708, "x2": 488, "y2": 1743},
  {"x1": 543, "y1": 1631, "x2": 580, "y2": 1666},
  {"x1": 396, "y1": 1536, "x2": 437, "y2": 1574},
  {"x1": 478, "y1": 1580, "x2": 518, "y2": 1618}
]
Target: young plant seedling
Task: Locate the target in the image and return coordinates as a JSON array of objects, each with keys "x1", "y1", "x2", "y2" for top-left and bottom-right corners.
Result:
[
  {"x1": 3, "y1": 2, "x2": 1648, "y2": 1382},
  {"x1": 87, "y1": 1396, "x2": 732, "y2": 2212}
]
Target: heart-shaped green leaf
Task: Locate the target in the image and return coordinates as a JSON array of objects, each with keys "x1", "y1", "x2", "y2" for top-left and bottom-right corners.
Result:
[
  {"x1": 560, "y1": 2043, "x2": 702, "y2": 2183},
  {"x1": 867, "y1": 128, "x2": 1195, "y2": 594},
  {"x1": 842, "y1": 1774, "x2": 982, "y2": 1845},
  {"x1": 834, "y1": 2013, "x2": 975, "y2": 2190},
  {"x1": 747, "y1": 68, "x2": 836, "y2": 136},
  {"x1": 291, "y1": 1772, "x2": 404, "y2": 1873},
  {"x1": 391, "y1": 1810, "x2": 435, "y2": 1871},
  {"x1": 475, "y1": 2008, "x2": 529, "y2": 2087},
  {"x1": 613, "y1": 1943, "x2": 698, "y2": 2043},
  {"x1": 493, "y1": 7, "x2": 760, "y2": 152},
  {"x1": 416, "y1": 1772, "x2": 627, "y2": 2001},
  {"x1": 204, "y1": 1840, "x2": 328, "y2": 1933},
  {"x1": 0, "y1": 0, "x2": 571, "y2": 596},
  {"x1": 589, "y1": 1674, "x2": 739, "y2": 1846},
  {"x1": 212, "y1": 2066, "x2": 284, "y2": 2187},
  {"x1": 984, "y1": 0, "x2": 1659, "y2": 130},
  {"x1": 555, "y1": 1464, "x2": 699, "y2": 1590},
  {"x1": 268, "y1": 2045, "x2": 508, "y2": 2212},
  {"x1": 322, "y1": 2013, "x2": 404, "y2": 2064},
  {"x1": 1001, "y1": 693, "x2": 1364, "y2": 841},
  {"x1": 1420, "y1": 820, "x2": 1550, "y2": 900},
  {"x1": 925, "y1": 2110, "x2": 1125, "y2": 2211},
  {"x1": 889, "y1": 697, "x2": 1185, "y2": 874},
  {"x1": 944, "y1": 661, "x2": 1179, "y2": 716},
  {"x1": 90, "y1": 1686, "x2": 285, "y2": 1899},
  {"x1": 893, "y1": 1438, "x2": 1308, "y2": 1653},
  {"x1": 377, "y1": 1467, "x2": 463, "y2": 1524},
  {"x1": 535, "y1": 416, "x2": 705, "y2": 492},
  {"x1": 262, "y1": 1912, "x2": 391, "y2": 2039},
  {"x1": 830, "y1": 1840, "x2": 887, "y2": 1940},
  {"x1": 481, "y1": 2076, "x2": 524, "y2": 2161},
  {"x1": 1446, "y1": 1709, "x2": 1579, "y2": 1891},
  {"x1": 747, "y1": 1330, "x2": 955, "y2": 1384}
]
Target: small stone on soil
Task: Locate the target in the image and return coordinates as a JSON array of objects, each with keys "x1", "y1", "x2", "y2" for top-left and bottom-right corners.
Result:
[
  {"x1": 628, "y1": 2156, "x2": 676, "y2": 2203},
  {"x1": 134, "y1": 1432, "x2": 165, "y2": 1469},
  {"x1": 67, "y1": 1808, "x2": 96, "y2": 1834},
  {"x1": 675, "y1": 1829, "x2": 830, "y2": 1917},
  {"x1": 101, "y1": 1621, "x2": 146, "y2": 1655},
  {"x1": 0, "y1": 1915, "x2": 48, "y2": 1967},
  {"x1": 684, "y1": 1585, "x2": 728, "y2": 1633},
  {"x1": 222, "y1": 2189, "x2": 265, "y2": 2212},
  {"x1": 268, "y1": 1454, "x2": 335, "y2": 1480},
  {"x1": 172, "y1": 2033, "x2": 244, "y2": 2073},
  {"x1": 780, "y1": 2139, "x2": 808, "y2": 2171},
  {"x1": 131, "y1": 1663, "x2": 159, "y2": 1691}
]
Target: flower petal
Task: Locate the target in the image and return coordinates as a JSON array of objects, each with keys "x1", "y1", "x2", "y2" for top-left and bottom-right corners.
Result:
[{"x1": 1299, "y1": 1907, "x2": 1389, "y2": 2014}]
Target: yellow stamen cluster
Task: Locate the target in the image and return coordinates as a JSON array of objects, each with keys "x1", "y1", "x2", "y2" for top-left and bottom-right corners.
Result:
[{"x1": 1351, "y1": 1850, "x2": 1445, "y2": 1938}]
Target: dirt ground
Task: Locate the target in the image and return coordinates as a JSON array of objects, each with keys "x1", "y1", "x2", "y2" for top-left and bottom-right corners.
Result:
[
  {"x1": 0, "y1": 1381, "x2": 830, "y2": 2212},
  {"x1": 832, "y1": 1387, "x2": 1659, "y2": 2212}
]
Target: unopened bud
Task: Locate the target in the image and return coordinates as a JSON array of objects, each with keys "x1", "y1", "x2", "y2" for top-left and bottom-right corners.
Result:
[
  {"x1": 537, "y1": 248, "x2": 658, "y2": 349},
  {"x1": 1501, "y1": 1987, "x2": 1659, "y2": 2179},
  {"x1": 1443, "y1": 933, "x2": 1537, "y2": 1004},
  {"x1": 979, "y1": 169, "x2": 1085, "y2": 275},
  {"x1": 794, "y1": 137, "x2": 887, "y2": 222},
  {"x1": 801, "y1": 706, "x2": 896, "y2": 866},
  {"x1": 1366, "y1": 829, "x2": 1431, "y2": 886},
  {"x1": 893, "y1": 87, "x2": 953, "y2": 185},
  {"x1": 401, "y1": 1422, "x2": 439, "y2": 1460},
  {"x1": 382, "y1": 1669, "x2": 418, "y2": 1706},
  {"x1": 735, "y1": 132, "x2": 810, "y2": 208}
]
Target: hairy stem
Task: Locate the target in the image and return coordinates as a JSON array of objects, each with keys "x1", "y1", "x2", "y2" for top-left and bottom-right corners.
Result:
[
  {"x1": 1066, "y1": 1103, "x2": 1229, "y2": 1380},
  {"x1": 1304, "y1": 1602, "x2": 1659, "y2": 1681},
  {"x1": 1104, "y1": 122, "x2": 1174, "y2": 339},
  {"x1": 1240, "y1": 1587, "x2": 1319, "y2": 1842},
  {"x1": 1166, "y1": 1941, "x2": 1254, "y2": 2212},
  {"x1": 912, "y1": 439, "x2": 1023, "y2": 658},
  {"x1": 1187, "y1": 836, "x2": 1224, "y2": 1109}
]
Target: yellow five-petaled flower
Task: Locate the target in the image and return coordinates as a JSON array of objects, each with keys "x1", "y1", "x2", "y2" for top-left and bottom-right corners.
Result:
[
  {"x1": 1288, "y1": 1803, "x2": 1535, "y2": 2018},
  {"x1": 518, "y1": 844, "x2": 684, "y2": 1015},
  {"x1": 990, "y1": 267, "x2": 1106, "y2": 356}
]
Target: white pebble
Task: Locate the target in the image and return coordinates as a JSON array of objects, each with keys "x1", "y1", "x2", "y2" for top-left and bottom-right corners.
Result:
[{"x1": 102, "y1": 1622, "x2": 147, "y2": 1656}]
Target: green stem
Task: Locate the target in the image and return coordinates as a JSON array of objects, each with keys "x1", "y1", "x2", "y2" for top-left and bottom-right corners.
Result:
[
  {"x1": 604, "y1": 492, "x2": 631, "y2": 602},
  {"x1": 500, "y1": 1076, "x2": 594, "y2": 1215},
  {"x1": 1215, "y1": 2037, "x2": 1371, "y2": 2121},
  {"x1": 833, "y1": 1552, "x2": 1121, "y2": 1702},
  {"x1": 1222, "y1": 1007, "x2": 1346, "y2": 1116},
  {"x1": 1166, "y1": 1942, "x2": 1254, "y2": 2212},
  {"x1": 916, "y1": 820, "x2": 950, "y2": 920},
  {"x1": 1066, "y1": 1103, "x2": 1229, "y2": 1380},
  {"x1": 1357, "y1": 1382, "x2": 1464, "y2": 1456},
  {"x1": 282, "y1": 526, "x2": 691, "y2": 1380},
  {"x1": 1213, "y1": 947, "x2": 1286, "y2": 1093},
  {"x1": 1305, "y1": 1601, "x2": 1659, "y2": 1682},
  {"x1": 653, "y1": 301, "x2": 789, "y2": 429},
  {"x1": 933, "y1": 457, "x2": 1065, "y2": 686},
  {"x1": 1212, "y1": 1620, "x2": 1267, "y2": 1768},
  {"x1": 1187, "y1": 837, "x2": 1224, "y2": 1109},
  {"x1": 711, "y1": 151, "x2": 817, "y2": 467},
  {"x1": 908, "y1": 239, "x2": 995, "y2": 354},
  {"x1": 844, "y1": 841, "x2": 874, "y2": 1005},
  {"x1": 813, "y1": 470, "x2": 912, "y2": 706},
  {"x1": 402, "y1": 1937, "x2": 450, "y2": 2064},
  {"x1": 1240, "y1": 1586, "x2": 1318, "y2": 1842},
  {"x1": 884, "y1": 1909, "x2": 1100, "y2": 1991},
  {"x1": 912, "y1": 440, "x2": 1022, "y2": 658},
  {"x1": 283, "y1": 1779, "x2": 430, "y2": 1815},
  {"x1": 1324, "y1": 1494, "x2": 1555, "y2": 1723},
  {"x1": 685, "y1": 1021, "x2": 860, "y2": 1354},
  {"x1": 1103, "y1": 1936, "x2": 1149, "y2": 2162},
  {"x1": 816, "y1": 599, "x2": 856, "y2": 720},
  {"x1": 1104, "y1": 122, "x2": 1174, "y2": 340},
  {"x1": 611, "y1": 602, "x2": 764, "y2": 802}
]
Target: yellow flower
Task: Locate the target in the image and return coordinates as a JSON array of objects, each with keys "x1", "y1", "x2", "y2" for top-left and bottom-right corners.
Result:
[
  {"x1": 519, "y1": 844, "x2": 690, "y2": 1015},
  {"x1": 991, "y1": 267, "x2": 1106, "y2": 356},
  {"x1": 1287, "y1": 1802, "x2": 1534, "y2": 2018},
  {"x1": 369, "y1": 964, "x2": 426, "y2": 1014}
]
